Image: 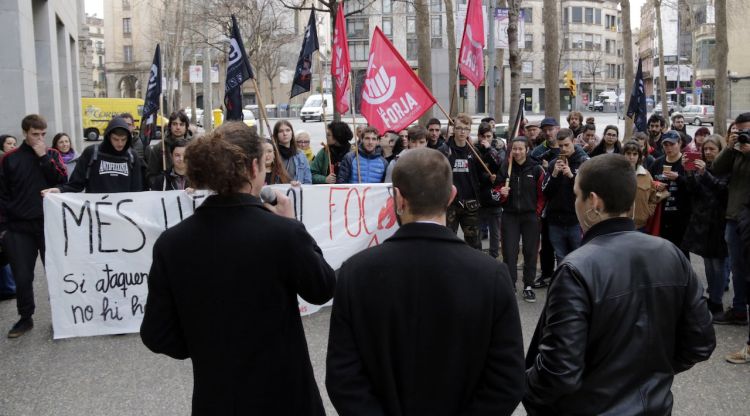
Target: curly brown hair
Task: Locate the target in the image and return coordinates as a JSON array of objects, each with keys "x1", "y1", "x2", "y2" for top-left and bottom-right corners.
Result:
[{"x1": 185, "y1": 122, "x2": 263, "y2": 194}]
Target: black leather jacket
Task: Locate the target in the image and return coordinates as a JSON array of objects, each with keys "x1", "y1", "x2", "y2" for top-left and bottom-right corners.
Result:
[{"x1": 524, "y1": 218, "x2": 715, "y2": 415}]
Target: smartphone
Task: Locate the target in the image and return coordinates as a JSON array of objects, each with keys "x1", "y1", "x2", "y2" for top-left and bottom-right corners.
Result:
[
  {"x1": 683, "y1": 150, "x2": 701, "y2": 171},
  {"x1": 558, "y1": 154, "x2": 568, "y2": 164}
]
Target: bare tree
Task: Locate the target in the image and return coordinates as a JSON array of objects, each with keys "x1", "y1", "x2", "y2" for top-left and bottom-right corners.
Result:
[
  {"x1": 654, "y1": 0, "x2": 669, "y2": 127},
  {"x1": 621, "y1": 0, "x2": 635, "y2": 137},
  {"x1": 507, "y1": 0, "x2": 521, "y2": 124},
  {"x1": 543, "y1": 0, "x2": 560, "y2": 120},
  {"x1": 444, "y1": 0, "x2": 458, "y2": 117},
  {"x1": 415, "y1": 0, "x2": 433, "y2": 123},
  {"x1": 493, "y1": 0, "x2": 507, "y2": 122},
  {"x1": 714, "y1": 0, "x2": 728, "y2": 135},
  {"x1": 583, "y1": 51, "x2": 604, "y2": 103}
]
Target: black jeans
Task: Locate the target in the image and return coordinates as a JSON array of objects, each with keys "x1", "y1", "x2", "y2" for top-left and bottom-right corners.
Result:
[
  {"x1": 447, "y1": 203, "x2": 481, "y2": 250},
  {"x1": 5, "y1": 229, "x2": 45, "y2": 318},
  {"x1": 479, "y1": 206, "x2": 502, "y2": 258},
  {"x1": 502, "y1": 212, "x2": 540, "y2": 288},
  {"x1": 539, "y1": 217, "x2": 555, "y2": 278}
]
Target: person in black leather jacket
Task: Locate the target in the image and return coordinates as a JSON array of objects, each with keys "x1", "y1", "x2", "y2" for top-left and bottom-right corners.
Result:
[{"x1": 524, "y1": 154, "x2": 716, "y2": 416}]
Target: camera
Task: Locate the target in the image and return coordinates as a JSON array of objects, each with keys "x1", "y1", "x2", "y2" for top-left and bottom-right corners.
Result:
[{"x1": 737, "y1": 129, "x2": 750, "y2": 145}]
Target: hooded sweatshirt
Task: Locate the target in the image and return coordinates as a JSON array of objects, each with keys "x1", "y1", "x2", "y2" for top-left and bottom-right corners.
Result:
[{"x1": 61, "y1": 117, "x2": 143, "y2": 193}]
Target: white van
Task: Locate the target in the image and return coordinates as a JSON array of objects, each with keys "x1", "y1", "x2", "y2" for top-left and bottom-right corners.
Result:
[{"x1": 300, "y1": 94, "x2": 333, "y2": 122}]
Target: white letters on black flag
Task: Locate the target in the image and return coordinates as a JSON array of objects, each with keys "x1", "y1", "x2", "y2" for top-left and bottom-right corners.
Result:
[{"x1": 44, "y1": 185, "x2": 398, "y2": 339}]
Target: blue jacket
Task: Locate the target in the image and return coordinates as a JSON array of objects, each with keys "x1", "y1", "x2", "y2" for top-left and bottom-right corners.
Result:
[
  {"x1": 337, "y1": 145, "x2": 388, "y2": 184},
  {"x1": 283, "y1": 152, "x2": 312, "y2": 184}
]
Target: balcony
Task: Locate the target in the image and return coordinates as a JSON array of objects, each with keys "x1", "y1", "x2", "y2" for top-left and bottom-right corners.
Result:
[
  {"x1": 694, "y1": 24, "x2": 715, "y2": 42},
  {"x1": 96, "y1": 47, "x2": 105, "y2": 55}
]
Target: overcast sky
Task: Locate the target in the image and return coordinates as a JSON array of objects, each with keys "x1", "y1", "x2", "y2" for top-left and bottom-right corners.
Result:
[{"x1": 84, "y1": 0, "x2": 645, "y2": 29}]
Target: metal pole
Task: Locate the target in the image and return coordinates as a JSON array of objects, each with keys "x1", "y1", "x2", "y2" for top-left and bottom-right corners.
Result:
[{"x1": 487, "y1": 1, "x2": 496, "y2": 117}]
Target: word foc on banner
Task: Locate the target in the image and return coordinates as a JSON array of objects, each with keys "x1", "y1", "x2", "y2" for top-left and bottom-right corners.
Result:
[{"x1": 43, "y1": 185, "x2": 398, "y2": 339}]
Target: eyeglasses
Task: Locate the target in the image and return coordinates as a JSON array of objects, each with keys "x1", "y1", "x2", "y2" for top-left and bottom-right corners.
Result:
[
  {"x1": 297, "y1": 140, "x2": 310, "y2": 144},
  {"x1": 454, "y1": 127, "x2": 470, "y2": 132}
]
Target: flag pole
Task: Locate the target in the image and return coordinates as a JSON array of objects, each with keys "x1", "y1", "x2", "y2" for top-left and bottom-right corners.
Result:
[
  {"x1": 349, "y1": 70, "x2": 361, "y2": 184},
  {"x1": 251, "y1": 79, "x2": 273, "y2": 138},
  {"x1": 159, "y1": 92, "x2": 166, "y2": 173},
  {"x1": 321, "y1": 141, "x2": 334, "y2": 176},
  {"x1": 506, "y1": 96, "x2": 526, "y2": 188},
  {"x1": 318, "y1": 49, "x2": 327, "y2": 125},
  {"x1": 434, "y1": 101, "x2": 492, "y2": 176}
]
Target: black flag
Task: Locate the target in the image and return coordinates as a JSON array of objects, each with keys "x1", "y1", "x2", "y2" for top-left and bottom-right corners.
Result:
[
  {"x1": 290, "y1": 10, "x2": 320, "y2": 99},
  {"x1": 140, "y1": 44, "x2": 162, "y2": 142},
  {"x1": 627, "y1": 58, "x2": 647, "y2": 132},
  {"x1": 225, "y1": 15, "x2": 254, "y2": 121}
]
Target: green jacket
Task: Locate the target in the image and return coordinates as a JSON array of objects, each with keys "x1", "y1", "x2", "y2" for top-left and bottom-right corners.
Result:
[
  {"x1": 712, "y1": 146, "x2": 750, "y2": 220},
  {"x1": 310, "y1": 148, "x2": 331, "y2": 184}
]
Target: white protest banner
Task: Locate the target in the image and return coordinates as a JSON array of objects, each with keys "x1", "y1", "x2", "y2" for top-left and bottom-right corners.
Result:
[{"x1": 43, "y1": 184, "x2": 398, "y2": 339}]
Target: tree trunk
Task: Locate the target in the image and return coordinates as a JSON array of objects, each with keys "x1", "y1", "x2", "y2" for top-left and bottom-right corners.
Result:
[
  {"x1": 444, "y1": 0, "x2": 458, "y2": 117},
  {"x1": 415, "y1": 0, "x2": 433, "y2": 124},
  {"x1": 621, "y1": 0, "x2": 635, "y2": 137},
  {"x1": 714, "y1": 0, "x2": 728, "y2": 135},
  {"x1": 654, "y1": 0, "x2": 669, "y2": 128},
  {"x1": 508, "y1": 0, "x2": 521, "y2": 125},
  {"x1": 592, "y1": 74, "x2": 596, "y2": 106},
  {"x1": 543, "y1": 0, "x2": 560, "y2": 120}
]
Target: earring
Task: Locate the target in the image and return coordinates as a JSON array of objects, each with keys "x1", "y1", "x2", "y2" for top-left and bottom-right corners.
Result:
[{"x1": 585, "y1": 208, "x2": 601, "y2": 224}]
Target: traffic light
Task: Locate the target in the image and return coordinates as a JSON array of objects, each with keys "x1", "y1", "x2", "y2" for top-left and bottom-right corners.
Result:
[{"x1": 564, "y1": 70, "x2": 577, "y2": 98}]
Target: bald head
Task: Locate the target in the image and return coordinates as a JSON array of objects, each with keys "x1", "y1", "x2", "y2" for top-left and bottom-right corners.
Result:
[{"x1": 392, "y1": 148, "x2": 453, "y2": 217}]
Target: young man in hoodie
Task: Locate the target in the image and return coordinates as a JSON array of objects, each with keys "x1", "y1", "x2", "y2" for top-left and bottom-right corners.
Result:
[
  {"x1": 337, "y1": 126, "x2": 388, "y2": 184},
  {"x1": 542, "y1": 128, "x2": 590, "y2": 264},
  {"x1": 43, "y1": 117, "x2": 143, "y2": 194}
]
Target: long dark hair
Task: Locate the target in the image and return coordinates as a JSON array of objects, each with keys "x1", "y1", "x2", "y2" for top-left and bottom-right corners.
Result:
[
  {"x1": 265, "y1": 139, "x2": 291, "y2": 184},
  {"x1": 272, "y1": 120, "x2": 297, "y2": 153},
  {"x1": 52, "y1": 132, "x2": 74, "y2": 153}
]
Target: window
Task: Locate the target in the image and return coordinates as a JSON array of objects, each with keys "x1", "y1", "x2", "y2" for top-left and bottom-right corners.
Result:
[
  {"x1": 564, "y1": 8, "x2": 569, "y2": 23},
  {"x1": 407, "y1": 2, "x2": 415, "y2": 14},
  {"x1": 585, "y1": 34, "x2": 593, "y2": 50},
  {"x1": 431, "y1": 16, "x2": 442, "y2": 48},
  {"x1": 98, "y1": 55, "x2": 103, "y2": 66},
  {"x1": 605, "y1": 39, "x2": 614, "y2": 54},
  {"x1": 525, "y1": 34, "x2": 533, "y2": 49},
  {"x1": 407, "y1": 38, "x2": 418, "y2": 60},
  {"x1": 521, "y1": 8, "x2": 532, "y2": 23},
  {"x1": 382, "y1": 17, "x2": 393, "y2": 38},
  {"x1": 123, "y1": 45, "x2": 133, "y2": 63},
  {"x1": 571, "y1": 33, "x2": 583, "y2": 49},
  {"x1": 522, "y1": 61, "x2": 533, "y2": 76},
  {"x1": 347, "y1": 17, "x2": 369, "y2": 39},
  {"x1": 407, "y1": 16, "x2": 416, "y2": 34},
  {"x1": 593, "y1": 34, "x2": 601, "y2": 51},
  {"x1": 122, "y1": 0, "x2": 130, "y2": 9},
  {"x1": 585, "y1": 8, "x2": 594, "y2": 24},
  {"x1": 607, "y1": 63, "x2": 617, "y2": 79},
  {"x1": 430, "y1": 0, "x2": 442, "y2": 12},
  {"x1": 122, "y1": 18, "x2": 131, "y2": 34},
  {"x1": 349, "y1": 40, "x2": 369, "y2": 61},
  {"x1": 572, "y1": 7, "x2": 582, "y2": 23},
  {"x1": 382, "y1": 0, "x2": 392, "y2": 14},
  {"x1": 606, "y1": 15, "x2": 617, "y2": 30},
  {"x1": 595, "y1": 9, "x2": 601, "y2": 25}
]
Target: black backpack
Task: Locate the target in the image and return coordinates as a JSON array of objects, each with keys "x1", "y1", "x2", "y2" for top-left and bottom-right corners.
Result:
[{"x1": 85, "y1": 144, "x2": 136, "y2": 180}]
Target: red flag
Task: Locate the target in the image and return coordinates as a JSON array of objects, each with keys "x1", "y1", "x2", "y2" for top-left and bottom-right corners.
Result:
[
  {"x1": 361, "y1": 27, "x2": 436, "y2": 134},
  {"x1": 459, "y1": 0, "x2": 485, "y2": 88},
  {"x1": 332, "y1": 3, "x2": 351, "y2": 114}
]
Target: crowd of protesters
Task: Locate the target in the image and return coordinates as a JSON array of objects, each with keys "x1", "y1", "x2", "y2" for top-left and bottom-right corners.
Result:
[{"x1": 1, "y1": 107, "x2": 749, "y2": 414}]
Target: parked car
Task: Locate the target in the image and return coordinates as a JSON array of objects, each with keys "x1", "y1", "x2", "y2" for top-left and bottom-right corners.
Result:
[
  {"x1": 680, "y1": 105, "x2": 715, "y2": 126},
  {"x1": 653, "y1": 101, "x2": 681, "y2": 117},
  {"x1": 589, "y1": 100, "x2": 604, "y2": 112}
]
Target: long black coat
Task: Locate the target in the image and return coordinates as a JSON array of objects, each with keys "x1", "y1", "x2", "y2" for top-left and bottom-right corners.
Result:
[
  {"x1": 140, "y1": 193, "x2": 335, "y2": 415},
  {"x1": 682, "y1": 168, "x2": 729, "y2": 258},
  {"x1": 326, "y1": 222, "x2": 525, "y2": 415}
]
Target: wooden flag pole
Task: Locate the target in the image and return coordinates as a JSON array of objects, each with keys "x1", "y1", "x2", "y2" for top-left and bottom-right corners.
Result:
[
  {"x1": 251, "y1": 78, "x2": 274, "y2": 138},
  {"x1": 321, "y1": 141, "x2": 334, "y2": 176},
  {"x1": 434, "y1": 101, "x2": 492, "y2": 176},
  {"x1": 159, "y1": 91, "x2": 166, "y2": 173}
]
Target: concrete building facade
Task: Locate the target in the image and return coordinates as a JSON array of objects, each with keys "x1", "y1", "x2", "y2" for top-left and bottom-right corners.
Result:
[{"x1": 0, "y1": 0, "x2": 84, "y2": 146}]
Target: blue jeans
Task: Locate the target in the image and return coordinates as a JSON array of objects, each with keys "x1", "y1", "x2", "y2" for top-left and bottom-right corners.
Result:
[
  {"x1": 725, "y1": 220, "x2": 748, "y2": 312},
  {"x1": 0, "y1": 264, "x2": 14, "y2": 295},
  {"x1": 703, "y1": 257, "x2": 727, "y2": 306},
  {"x1": 548, "y1": 223, "x2": 582, "y2": 264}
]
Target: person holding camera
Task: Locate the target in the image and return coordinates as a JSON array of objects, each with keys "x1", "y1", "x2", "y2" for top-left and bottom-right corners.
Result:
[{"x1": 711, "y1": 113, "x2": 750, "y2": 335}]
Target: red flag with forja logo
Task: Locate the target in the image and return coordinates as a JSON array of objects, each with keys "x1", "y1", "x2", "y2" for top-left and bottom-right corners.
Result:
[
  {"x1": 332, "y1": 3, "x2": 351, "y2": 114},
  {"x1": 459, "y1": 0, "x2": 485, "y2": 88},
  {"x1": 360, "y1": 27, "x2": 436, "y2": 134}
]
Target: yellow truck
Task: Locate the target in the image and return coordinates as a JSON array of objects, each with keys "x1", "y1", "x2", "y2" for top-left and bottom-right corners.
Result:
[{"x1": 81, "y1": 97, "x2": 164, "y2": 141}]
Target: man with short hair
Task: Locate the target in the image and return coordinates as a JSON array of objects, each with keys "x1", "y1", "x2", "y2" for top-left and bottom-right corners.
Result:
[
  {"x1": 337, "y1": 126, "x2": 388, "y2": 184},
  {"x1": 384, "y1": 125, "x2": 429, "y2": 182},
  {"x1": 426, "y1": 117, "x2": 445, "y2": 149},
  {"x1": 542, "y1": 128, "x2": 589, "y2": 264},
  {"x1": 648, "y1": 114, "x2": 667, "y2": 159},
  {"x1": 524, "y1": 121, "x2": 541, "y2": 147},
  {"x1": 712, "y1": 113, "x2": 750, "y2": 332},
  {"x1": 327, "y1": 148, "x2": 525, "y2": 415},
  {"x1": 566, "y1": 111, "x2": 584, "y2": 137},
  {"x1": 439, "y1": 113, "x2": 486, "y2": 249},
  {"x1": 0, "y1": 114, "x2": 68, "y2": 338}
]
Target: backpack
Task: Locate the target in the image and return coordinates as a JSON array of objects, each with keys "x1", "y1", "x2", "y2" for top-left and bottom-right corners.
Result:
[{"x1": 85, "y1": 144, "x2": 136, "y2": 180}]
